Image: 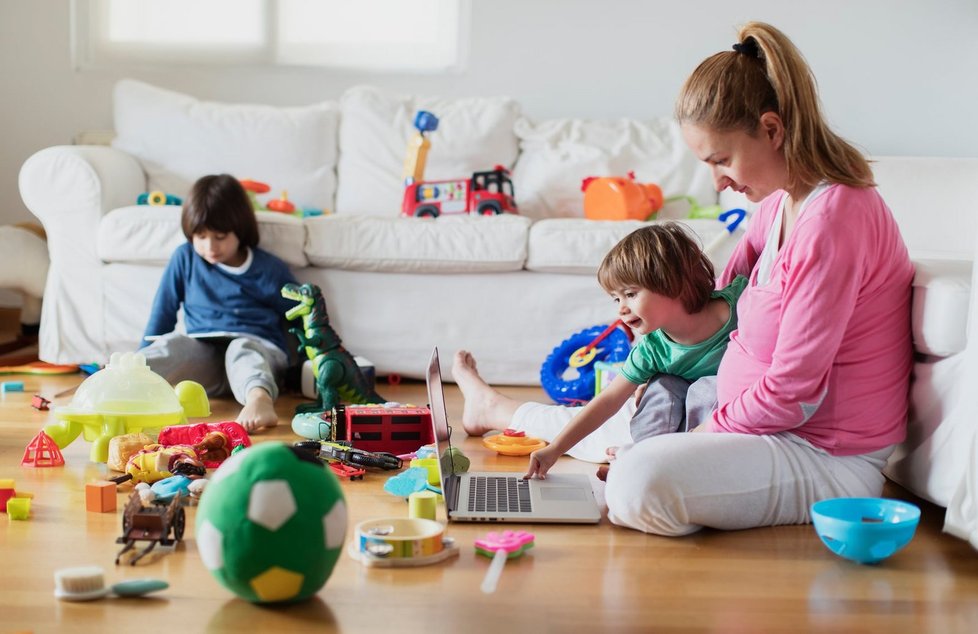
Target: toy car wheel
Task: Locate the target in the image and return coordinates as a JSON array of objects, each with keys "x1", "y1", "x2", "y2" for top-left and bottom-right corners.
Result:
[
  {"x1": 477, "y1": 201, "x2": 501, "y2": 215},
  {"x1": 415, "y1": 206, "x2": 439, "y2": 218},
  {"x1": 173, "y1": 507, "x2": 186, "y2": 541}
]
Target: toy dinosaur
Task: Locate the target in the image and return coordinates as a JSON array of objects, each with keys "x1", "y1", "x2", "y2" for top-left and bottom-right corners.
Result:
[{"x1": 281, "y1": 282, "x2": 384, "y2": 413}]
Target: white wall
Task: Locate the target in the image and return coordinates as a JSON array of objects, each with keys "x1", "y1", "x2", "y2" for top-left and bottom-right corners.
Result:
[{"x1": 2, "y1": 0, "x2": 977, "y2": 225}]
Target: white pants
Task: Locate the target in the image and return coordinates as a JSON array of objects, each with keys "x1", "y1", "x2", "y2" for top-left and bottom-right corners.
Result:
[
  {"x1": 511, "y1": 402, "x2": 892, "y2": 536},
  {"x1": 142, "y1": 334, "x2": 288, "y2": 406}
]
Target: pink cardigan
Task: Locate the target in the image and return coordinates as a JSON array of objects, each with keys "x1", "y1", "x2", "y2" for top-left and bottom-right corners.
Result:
[{"x1": 713, "y1": 184, "x2": 913, "y2": 456}]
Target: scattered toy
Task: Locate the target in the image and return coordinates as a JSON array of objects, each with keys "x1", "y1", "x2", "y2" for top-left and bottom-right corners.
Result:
[
  {"x1": 475, "y1": 530, "x2": 535, "y2": 594},
  {"x1": 54, "y1": 565, "x2": 168, "y2": 601}
]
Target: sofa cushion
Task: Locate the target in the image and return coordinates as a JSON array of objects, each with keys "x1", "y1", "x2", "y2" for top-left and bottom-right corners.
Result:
[
  {"x1": 334, "y1": 85, "x2": 521, "y2": 216},
  {"x1": 111, "y1": 79, "x2": 339, "y2": 212},
  {"x1": 97, "y1": 205, "x2": 309, "y2": 268},
  {"x1": 526, "y1": 218, "x2": 743, "y2": 275},
  {"x1": 912, "y1": 259, "x2": 971, "y2": 357},
  {"x1": 512, "y1": 117, "x2": 717, "y2": 220},
  {"x1": 304, "y1": 214, "x2": 530, "y2": 273}
]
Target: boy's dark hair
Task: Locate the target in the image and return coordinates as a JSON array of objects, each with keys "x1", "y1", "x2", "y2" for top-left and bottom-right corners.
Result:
[
  {"x1": 181, "y1": 174, "x2": 260, "y2": 248},
  {"x1": 597, "y1": 223, "x2": 715, "y2": 314}
]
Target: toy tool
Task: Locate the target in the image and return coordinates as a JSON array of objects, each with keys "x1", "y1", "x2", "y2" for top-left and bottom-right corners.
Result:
[
  {"x1": 54, "y1": 566, "x2": 168, "y2": 601},
  {"x1": 474, "y1": 530, "x2": 535, "y2": 594}
]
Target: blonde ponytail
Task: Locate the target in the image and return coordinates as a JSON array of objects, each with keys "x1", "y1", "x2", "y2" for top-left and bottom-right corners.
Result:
[{"x1": 676, "y1": 22, "x2": 873, "y2": 191}]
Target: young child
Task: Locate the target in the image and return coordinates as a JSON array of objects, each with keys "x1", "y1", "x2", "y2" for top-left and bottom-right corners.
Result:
[
  {"x1": 524, "y1": 223, "x2": 746, "y2": 479},
  {"x1": 140, "y1": 173, "x2": 298, "y2": 432}
]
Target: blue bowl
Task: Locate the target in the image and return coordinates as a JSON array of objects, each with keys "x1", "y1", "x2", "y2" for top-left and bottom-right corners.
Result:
[{"x1": 810, "y1": 497, "x2": 920, "y2": 564}]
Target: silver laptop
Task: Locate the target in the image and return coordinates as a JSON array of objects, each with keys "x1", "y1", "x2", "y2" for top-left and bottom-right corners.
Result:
[{"x1": 426, "y1": 347, "x2": 601, "y2": 523}]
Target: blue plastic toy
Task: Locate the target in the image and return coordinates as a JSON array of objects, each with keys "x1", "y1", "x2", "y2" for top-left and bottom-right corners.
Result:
[
  {"x1": 811, "y1": 497, "x2": 921, "y2": 564},
  {"x1": 540, "y1": 322, "x2": 632, "y2": 404}
]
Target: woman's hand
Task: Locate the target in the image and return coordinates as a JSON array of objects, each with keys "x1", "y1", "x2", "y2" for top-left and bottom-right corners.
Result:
[{"x1": 525, "y1": 446, "x2": 560, "y2": 480}]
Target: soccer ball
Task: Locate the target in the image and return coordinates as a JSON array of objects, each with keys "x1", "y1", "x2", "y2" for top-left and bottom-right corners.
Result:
[{"x1": 195, "y1": 442, "x2": 347, "y2": 604}]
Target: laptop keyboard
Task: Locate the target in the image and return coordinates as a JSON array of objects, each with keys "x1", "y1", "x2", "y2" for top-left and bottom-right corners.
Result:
[{"x1": 467, "y1": 476, "x2": 532, "y2": 513}]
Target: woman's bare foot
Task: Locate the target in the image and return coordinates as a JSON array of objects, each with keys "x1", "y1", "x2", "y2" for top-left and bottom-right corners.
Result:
[
  {"x1": 237, "y1": 387, "x2": 278, "y2": 432},
  {"x1": 452, "y1": 350, "x2": 522, "y2": 436}
]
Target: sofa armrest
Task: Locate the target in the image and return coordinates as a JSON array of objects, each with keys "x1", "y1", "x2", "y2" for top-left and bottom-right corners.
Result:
[{"x1": 19, "y1": 145, "x2": 146, "y2": 363}]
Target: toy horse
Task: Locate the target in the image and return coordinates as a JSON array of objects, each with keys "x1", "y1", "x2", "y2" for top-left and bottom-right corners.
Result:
[{"x1": 281, "y1": 282, "x2": 384, "y2": 413}]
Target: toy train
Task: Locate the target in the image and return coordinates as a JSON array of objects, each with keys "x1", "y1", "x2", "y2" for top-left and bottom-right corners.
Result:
[{"x1": 292, "y1": 404, "x2": 434, "y2": 455}]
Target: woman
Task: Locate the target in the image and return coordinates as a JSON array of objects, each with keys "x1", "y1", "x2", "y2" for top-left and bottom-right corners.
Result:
[{"x1": 454, "y1": 21, "x2": 913, "y2": 535}]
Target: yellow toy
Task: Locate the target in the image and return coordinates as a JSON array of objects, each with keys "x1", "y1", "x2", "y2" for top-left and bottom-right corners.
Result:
[
  {"x1": 482, "y1": 429, "x2": 547, "y2": 456},
  {"x1": 43, "y1": 352, "x2": 210, "y2": 464}
]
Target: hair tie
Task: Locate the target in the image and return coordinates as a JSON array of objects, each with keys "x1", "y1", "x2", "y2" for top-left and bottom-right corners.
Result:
[{"x1": 732, "y1": 38, "x2": 760, "y2": 59}]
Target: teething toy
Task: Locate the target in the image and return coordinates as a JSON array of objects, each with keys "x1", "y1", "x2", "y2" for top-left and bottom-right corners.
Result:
[
  {"x1": 474, "y1": 530, "x2": 535, "y2": 593},
  {"x1": 482, "y1": 429, "x2": 547, "y2": 456}
]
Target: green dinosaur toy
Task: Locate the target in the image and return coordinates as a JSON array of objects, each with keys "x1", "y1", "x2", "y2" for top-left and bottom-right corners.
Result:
[{"x1": 281, "y1": 282, "x2": 384, "y2": 413}]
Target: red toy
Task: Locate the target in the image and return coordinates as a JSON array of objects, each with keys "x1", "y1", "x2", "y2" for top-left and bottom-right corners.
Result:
[
  {"x1": 341, "y1": 404, "x2": 434, "y2": 454},
  {"x1": 157, "y1": 422, "x2": 251, "y2": 468},
  {"x1": 329, "y1": 462, "x2": 366, "y2": 481},
  {"x1": 21, "y1": 430, "x2": 65, "y2": 467},
  {"x1": 30, "y1": 394, "x2": 51, "y2": 411},
  {"x1": 402, "y1": 165, "x2": 518, "y2": 218}
]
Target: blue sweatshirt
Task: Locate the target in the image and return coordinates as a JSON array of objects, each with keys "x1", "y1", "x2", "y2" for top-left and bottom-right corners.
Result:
[{"x1": 141, "y1": 243, "x2": 298, "y2": 353}]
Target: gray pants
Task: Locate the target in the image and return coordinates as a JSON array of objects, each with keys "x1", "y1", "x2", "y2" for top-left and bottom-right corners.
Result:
[
  {"x1": 629, "y1": 374, "x2": 718, "y2": 443},
  {"x1": 141, "y1": 334, "x2": 288, "y2": 405}
]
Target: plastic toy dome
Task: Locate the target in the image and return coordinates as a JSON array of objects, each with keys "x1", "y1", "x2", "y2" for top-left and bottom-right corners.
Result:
[{"x1": 62, "y1": 352, "x2": 184, "y2": 416}]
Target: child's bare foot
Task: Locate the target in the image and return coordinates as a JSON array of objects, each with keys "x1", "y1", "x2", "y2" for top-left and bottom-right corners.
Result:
[
  {"x1": 452, "y1": 350, "x2": 521, "y2": 436},
  {"x1": 237, "y1": 387, "x2": 278, "y2": 432},
  {"x1": 606, "y1": 446, "x2": 619, "y2": 461}
]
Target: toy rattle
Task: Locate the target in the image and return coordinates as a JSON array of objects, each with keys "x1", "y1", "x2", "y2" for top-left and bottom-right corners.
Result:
[
  {"x1": 475, "y1": 530, "x2": 535, "y2": 594},
  {"x1": 482, "y1": 429, "x2": 547, "y2": 456}
]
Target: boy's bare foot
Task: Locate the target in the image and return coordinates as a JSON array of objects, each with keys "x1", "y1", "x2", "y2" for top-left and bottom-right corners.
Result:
[
  {"x1": 606, "y1": 446, "x2": 619, "y2": 461},
  {"x1": 452, "y1": 350, "x2": 521, "y2": 436},
  {"x1": 237, "y1": 387, "x2": 278, "y2": 432}
]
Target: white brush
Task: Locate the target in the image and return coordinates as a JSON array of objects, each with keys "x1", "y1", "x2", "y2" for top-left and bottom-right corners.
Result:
[{"x1": 53, "y1": 566, "x2": 168, "y2": 601}]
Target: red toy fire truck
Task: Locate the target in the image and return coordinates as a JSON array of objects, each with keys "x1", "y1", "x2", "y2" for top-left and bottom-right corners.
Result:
[{"x1": 401, "y1": 165, "x2": 518, "y2": 218}]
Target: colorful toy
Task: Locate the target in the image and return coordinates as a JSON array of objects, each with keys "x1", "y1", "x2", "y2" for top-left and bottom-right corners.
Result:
[
  {"x1": 349, "y1": 517, "x2": 458, "y2": 568},
  {"x1": 292, "y1": 403, "x2": 432, "y2": 454},
  {"x1": 239, "y1": 179, "x2": 271, "y2": 210},
  {"x1": 383, "y1": 467, "x2": 441, "y2": 498},
  {"x1": 0, "y1": 361, "x2": 78, "y2": 375},
  {"x1": 594, "y1": 360, "x2": 624, "y2": 396},
  {"x1": 702, "y1": 208, "x2": 748, "y2": 254},
  {"x1": 158, "y1": 421, "x2": 251, "y2": 468},
  {"x1": 195, "y1": 442, "x2": 347, "y2": 604},
  {"x1": 137, "y1": 191, "x2": 182, "y2": 206},
  {"x1": 30, "y1": 394, "x2": 51, "y2": 410},
  {"x1": 1, "y1": 380, "x2": 24, "y2": 393},
  {"x1": 474, "y1": 530, "x2": 535, "y2": 594},
  {"x1": 21, "y1": 430, "x2": 65, "y2": 467},
  {"x1": 6, "y1": 496, "x2": 31, "y2": 520},
  {"x1": 42, "y1": 352, "x2": 210, "y2": 463},
  {"x1": 408, "y1": 491, "x2": 438, "y2": 520},
  {"x1": 811, "y1": 497, "x2": 921, "y2": 564},
  {"x1": 0, "y1": 479, "x2": 33, "y2": 516},
  {"x1": 86, "y1": 481, "x2": 117, "y2": 513},
  {"x1": 54, "y1": 566, "x2": 168, "y2": 601},
  {"x1": 112, "y1": 443, "x2": 206, "y2": 485},
  {"x1": 0, "y1": 478, "x2": 16, "y2": 511},
  {"x1": 540, "y1": 322, "x2": 632, "y2": 405},
  {"x1": 581, "y1": 172, "x2": 663, "y2": 221},
  {"x1": 265, "y1": 190, "x2": 296, "y2": 214},
  {"x1": 400, "y1": 110, "x2": 518, "y2": 218},
  {"x1": 115, "y1": 490, "x2": 186, "y2": 565},
  {"x1": 482, "y1": 429, "x2": 548, "y2": 456},
  {"x1": 281, "y1": 282, "x2": 385, "y2": 413}
]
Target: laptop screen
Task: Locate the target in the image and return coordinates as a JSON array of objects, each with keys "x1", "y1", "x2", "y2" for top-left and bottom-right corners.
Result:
[{"x1": 426, "y1": 347, "x2": 457, "y2": 486}]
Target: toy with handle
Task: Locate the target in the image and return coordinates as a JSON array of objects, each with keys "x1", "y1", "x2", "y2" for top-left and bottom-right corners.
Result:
[
  {"x1": 474, "y1": 530, "x2": 535, "y2": 594},
  {"x1": 702, "y1": 208, "x2": 747, "y2": 255},
  {"x1": 569, "y1": 319, "x2": 630, "y2": 368}
]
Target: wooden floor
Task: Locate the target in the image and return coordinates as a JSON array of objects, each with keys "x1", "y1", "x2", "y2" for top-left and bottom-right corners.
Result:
[{"x1": 2, "y1": 372, "x2": 978, "y2": 633}]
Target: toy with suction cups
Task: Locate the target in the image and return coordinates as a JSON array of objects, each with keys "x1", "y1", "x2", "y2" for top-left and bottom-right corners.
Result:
[
  {"x1": 482, "y1": 429, "x2": 547, "y2": 456},
  {"x1": 475, "y1": 530, "x2": 535, "y2": 593}
]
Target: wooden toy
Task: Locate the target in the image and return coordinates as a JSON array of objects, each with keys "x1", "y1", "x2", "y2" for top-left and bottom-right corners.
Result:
[{"x1": 86, "y1": 481, "x2": 117, "y2": 513}]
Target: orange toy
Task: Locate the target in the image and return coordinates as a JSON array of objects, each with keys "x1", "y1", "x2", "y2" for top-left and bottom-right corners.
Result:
[
  {"x1": 581, "y1": 172, "x2": 663, "y2": 221},
  {"x1": 482, "y1": 429, "x2": 547, "y2": 456},
  {"x1": 266, "y1": 191, "x2": 296, "y2": 214}
]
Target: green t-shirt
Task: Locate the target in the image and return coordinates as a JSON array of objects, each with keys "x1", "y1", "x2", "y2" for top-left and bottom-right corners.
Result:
[{"x1": 619, "y1": 275, "x2": 748, "y2": 385}]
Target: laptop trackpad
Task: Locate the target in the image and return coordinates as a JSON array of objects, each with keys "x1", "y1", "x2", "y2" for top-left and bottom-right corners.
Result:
[{"x1": 539, "y1": 487, "x2": 590, "y2": 502}]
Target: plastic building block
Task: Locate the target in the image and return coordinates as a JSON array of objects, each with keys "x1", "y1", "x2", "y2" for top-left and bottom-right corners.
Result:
[
  {"x1": 0, "y1": 478, "x2": 14, "y2": 512},
  {"x1": 7, "y1": 496, "x2": 30, "y2": 520},
  {"x1": 22, "y1": 430, "x2": 65, "y2": 467},
  {"x1": 86, "y1": 481, "x2": 117, "y2": 513},
  {"x1": 1, "y1": 381, "x2": 25, "y2": 393}
]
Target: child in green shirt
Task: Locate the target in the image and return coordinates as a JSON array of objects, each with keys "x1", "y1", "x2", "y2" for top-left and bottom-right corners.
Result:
[{"x1": 525, "y1": 223, "x2": 747, "y2": 479}]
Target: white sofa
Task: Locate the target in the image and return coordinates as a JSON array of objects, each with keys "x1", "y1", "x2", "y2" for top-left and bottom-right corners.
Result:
[{"x1": 18, "y1": 80, "x2": 978, "y2": 539}]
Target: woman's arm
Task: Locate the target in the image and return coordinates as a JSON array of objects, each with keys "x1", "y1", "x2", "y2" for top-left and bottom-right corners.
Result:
[{"x1": 525, "y1": 374, "x2": 638, "y2": 479}]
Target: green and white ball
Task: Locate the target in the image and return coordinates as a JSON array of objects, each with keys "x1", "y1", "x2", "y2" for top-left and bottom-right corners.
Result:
[{"x1": 195, "y1": 442, "x2": 347, "y2": 604}]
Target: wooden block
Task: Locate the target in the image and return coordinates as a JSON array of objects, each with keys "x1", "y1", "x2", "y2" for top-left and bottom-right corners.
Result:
[{"x1": 85, "y1": 481, "x2": 116, "y2": 513}]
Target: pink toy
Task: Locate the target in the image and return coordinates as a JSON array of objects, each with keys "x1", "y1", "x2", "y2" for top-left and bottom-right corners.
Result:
[{"x1": 474, "y1": 530, "x2": 535, "y2": 594}]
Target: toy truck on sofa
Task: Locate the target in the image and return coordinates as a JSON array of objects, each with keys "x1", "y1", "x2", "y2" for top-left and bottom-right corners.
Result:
[{"x1": 401, "y1": 165, "x2": 518, "y2": 218}]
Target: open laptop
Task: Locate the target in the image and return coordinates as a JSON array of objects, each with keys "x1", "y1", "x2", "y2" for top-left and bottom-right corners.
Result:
[{"x1": 426, "y1": 347, "x2": 601, "y2": 523}]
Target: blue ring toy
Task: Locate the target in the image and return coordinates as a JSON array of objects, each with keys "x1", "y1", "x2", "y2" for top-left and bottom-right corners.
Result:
[{"x1": 540, "y1": 324, "x2": 631, "y2": 404}]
